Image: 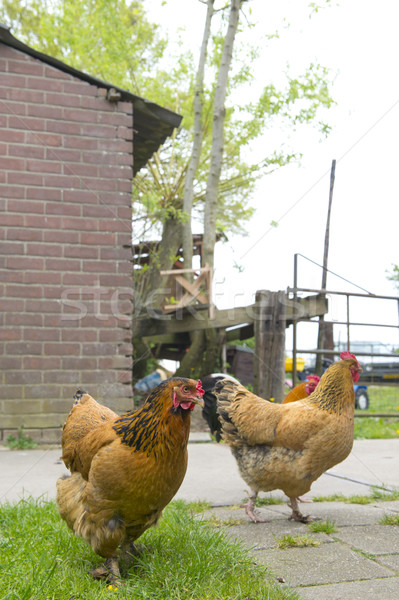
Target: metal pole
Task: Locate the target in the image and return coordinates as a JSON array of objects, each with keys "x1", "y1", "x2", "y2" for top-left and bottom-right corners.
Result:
[{"x1": 292, "y1": 253, "x2": 298, "y2": 387}]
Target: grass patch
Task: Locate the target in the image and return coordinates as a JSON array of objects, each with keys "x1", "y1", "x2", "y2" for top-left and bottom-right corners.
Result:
[
  {"x1": 361, "y1": 386, "x2": 399, "y2": 414},
  {"x1": 307, "y1": 520, "x2": 337, "y2": 534},
  {"x1": 255, "y1": 495, "x2": 285, "y2": 506},
  {"x1": 274, "y1": 534, "x2": 320, "y2": 549},
  {"x1": 185, "y1": 500, "x2": 212, "y2": 513},
  {"x1": 204, "y1": 514, "x2": 246, "y2": 528},
  {"x1": 354, "y1": 417, "x2": 399, "y2": 440},
  {"x1": 6, "y1": 426, "x2": 38, "y2": 450},
  {"x1": 313, "y1": 487, "x2": 399, "y2": 504},
  {"x1": 379, "y1": 514, "x2": 399, "y2": 525},
  {"x1": 0, "y1": 497, "x2": 299, "y2": 600}
]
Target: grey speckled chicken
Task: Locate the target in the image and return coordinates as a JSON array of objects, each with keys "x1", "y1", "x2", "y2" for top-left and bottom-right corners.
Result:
[{"x1": 214, "y1": 352, "x2": 362, "y2": 523}]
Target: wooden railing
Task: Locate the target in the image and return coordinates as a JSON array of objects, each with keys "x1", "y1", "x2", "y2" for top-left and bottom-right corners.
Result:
[{"x1": 160, "y1": 264, "x2": 214, "y2": 318}]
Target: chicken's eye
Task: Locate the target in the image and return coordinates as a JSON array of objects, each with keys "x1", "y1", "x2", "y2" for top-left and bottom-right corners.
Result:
[{"x1": 182, "y1": 386, "x2": 190, "y2": 393}]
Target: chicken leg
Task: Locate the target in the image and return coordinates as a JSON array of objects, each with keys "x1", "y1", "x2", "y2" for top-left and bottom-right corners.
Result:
[
  {"x1": 288, "y1": 497, "x2": 318, "y2": 523},
  {"x1": 241, "y1": 489, "x2": 269, "y2": 523},
  {"x1": 91, "y1": 556, "x2": 121, "y2": 586}
]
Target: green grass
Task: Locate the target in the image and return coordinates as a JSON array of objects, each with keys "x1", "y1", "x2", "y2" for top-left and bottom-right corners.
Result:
[
  {"x1": 354, "y1": 386, "x2": 399, "y2": 439},
  {"x1": 6, "y1": 426, "x2": 38, "y2": 450},
  {"x1": 274, "y1": 534, "x2": 320, "y2": 549},
  {"x1": 354, "y1": 417, "x2": 399, "y2": 439},
  {"x1": 307, "y1": 520, "x2": 337, "y2": 534},
  {"x1": 0, "y1": 497, "x2": 299, "y2": 600},
  {"x1": 313, "y1": 487, "x2": 399, "y2": 504},
  {"x1": 379, "y1": 514, "x2": 399, "y2": 526}
]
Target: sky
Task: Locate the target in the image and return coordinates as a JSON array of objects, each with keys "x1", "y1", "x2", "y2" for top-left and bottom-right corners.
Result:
[{"x1": 148, "y1": 0, "x2": 399, "y2": 352}]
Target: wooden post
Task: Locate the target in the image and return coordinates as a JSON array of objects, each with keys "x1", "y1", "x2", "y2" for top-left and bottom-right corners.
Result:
[{"x1": 254, "y1": 290, "x2": 286, "y2": 402}]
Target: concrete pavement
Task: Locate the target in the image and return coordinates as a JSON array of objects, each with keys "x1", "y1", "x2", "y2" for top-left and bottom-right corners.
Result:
[{"x1": 1, "y1": 436, "x2": 399, "y2": 599}]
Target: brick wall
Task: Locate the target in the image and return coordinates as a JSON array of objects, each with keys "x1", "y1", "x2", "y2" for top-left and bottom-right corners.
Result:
[{"x1": 0, "y1": 43, "x2": 134, "y2": 444}]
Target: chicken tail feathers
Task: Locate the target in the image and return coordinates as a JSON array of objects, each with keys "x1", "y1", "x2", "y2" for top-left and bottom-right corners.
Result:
[
  {"x1": 56, "y1": 472, "x2": 86, "y2": 531},
  {"x1": 214, "y1": 379, "x2": 244, "y2": 448}
]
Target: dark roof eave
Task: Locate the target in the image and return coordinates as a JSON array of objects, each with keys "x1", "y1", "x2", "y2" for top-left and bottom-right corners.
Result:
[{"x1": 0, "y1": 24, "x2": 183, "y2": 174}]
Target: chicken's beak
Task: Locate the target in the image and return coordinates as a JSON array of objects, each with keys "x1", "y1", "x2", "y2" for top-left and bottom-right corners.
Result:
[{"x1": 191, "y1": 394, "x2": 205, "y2": 408}]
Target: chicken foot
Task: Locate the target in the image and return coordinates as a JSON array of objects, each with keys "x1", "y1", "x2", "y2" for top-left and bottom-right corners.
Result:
[
  {"x1": 287, "y1": 497, "x2": 319, "y2": 523},
  {"x1": 91, "y1": 556, "x2": 122, "y2": 586},
  {"x1": 241, "y1": 489, "x2": 269, "y2": 523}
]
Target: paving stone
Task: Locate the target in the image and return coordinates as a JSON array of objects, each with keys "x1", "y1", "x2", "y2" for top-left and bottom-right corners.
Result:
[
  {"x1": 252, "y1": 541, "x2": 393, "y2": 587},
  {"x1": 294, "y1": 577, "x2": 399, "y2": 600},
  {"x1": 376, "y1": 554, "x2": 399, "y2": 573},
  {"x1": 333, "y1": 524, "x2": 399, "y2": 555}
]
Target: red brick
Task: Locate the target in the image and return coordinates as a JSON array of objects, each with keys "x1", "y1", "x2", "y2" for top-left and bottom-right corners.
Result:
[
  {"x1": 25, "y1": 131, "x2": 62, "y2": 147},
  {"x1": 46, "y1": 148, "x2": 81, "y2": 162},
  {"x1": 9, "y1": 58, "x2": 44, "y2": 77},
  {"x1": 63, "y1": 81, "x2": 97, "y2": 95},
  {"x1": 0, "y1": 241, "x2": 25, "y2": 254},
  {"x1": 8, "y1": 172, "x2": 43, "y2": 186},
  {"x1": 46, "y1": 258, "x2": 80, "y2": 271},
  {"x1": 28, "y1": 104, "x2": 62, "y2": 119},
  {"x1": 24, "y1": 356, "x2": 61, "y2": 370},
  {"x1": 27, "y1": 159, "x2": 62, "y2": 174},
  {"x1": 83, "y1": 151, "x2": 116, "y2": 165},
  {"x1": 0, "y1": 156, "x2": 25, "y2": 170},
  {"x1": 0, "y1": 328, "x2": 22, "y2": 341},
  {"x1": 6, "y1": 341, "x2": 43, "y2": 355},
  {"x1": 6, "y1": 284, "x2": 42, "y2": 298},
  {"x1": 44, "y1": 65, "x2": 73, "y2": 81},
  {"x1": 44, "y1": 230, "x2": 79, "y2": 244},
  {"x1": 9, "y1": 144, "x2": 45, "y2": 160},
  {"x1": 25, "y1": 299, "x2": 62, "y2": 313},
  {"x1": 117, "y1": 126, "x2": 133, "y2": 141},
  {"x1": 5, "y1": 313, "x2": 43, "y2": 327},
  {"x1": 61, "y1": 329, "x2": 97, "y2": 342},
  {"x1": 81, "y1": 177, "x2": 118, "y2": 192},
  {"x1": 64, "y1": 245, "x2": 98, "y2": 259},
  {"x1": 0, "y1": 129, "x2": 25, "y2": 143},
  {"x1": 45, "y1": 92, "x2": 81, "y2": 107},
  {"x1": 63, "y1": 189, "x2": 97, "y2": 204},
  {"x1": 26, "y1": 243, "x2": 63, "y2": 257},
  {"x1": 8, "y1": 200, "x2": 45, "y2": 214},
  {"x1": 46, "y1": 120, "x2": 81, "y2": 135},
  {"x1": 62, "y1": 356, "x2": 97, "y2": 370},
  {"x1": 44, "y1": 174, "x2": 81, "y2": 188},
  {"x1": 2, "y1": 213, "x2": 24, "y2": 227},
  {"x1": 0, "y1": 101, "x2": 26, "y2": 116},
  {"x1": 24, "y1": 384, "x2": 62, "y2": 398},
  {"x1": 0, "y1": 270, "x2": 23, "y2": 283},
  {"x1": 83, "y1": 260, "x2": 114, "y2": 273},
  {"x1": 98, "y1": 139, "x2": 131, "y2": 153},
  {"x1": 28, "y1": 187, "x2": 62, "y2": 201},
  {"x1": 6, "y1": 371, "x2": 42, "y2": 384},
  {"x1": 0, "y1": 73, "x2": 27, "y2": 88},
  {"x1": 28, "y1": 76, "x2": 63, "y2": 92},
  {"x1": 83, "y1": 204, "x2": 117, "y2": 219},
  {"x1": 118, "y1": 233, "x2": 132, "y2": 247},
  {"x1": 118, "y1": 180, "x2": 132, "y2": 193},
  {"x1": 0, "y1": 356, "x2": 22, "y2": 370},
  {"x1": 64, "y1": 162, "x2": 98, "y2": 178},
  {"x1": 62, "y1": 273, "x2": 99, "y2": 286},
  {"x1": 46, "y1": 202, "x2": 81, "y2": 217},
  {"x1": 9, "y1": 115, "x2": 45, "y2": 131},
  {"x1": 100, "y1": 247, "x2": 131, "y2": 260},
  {"x1": 24, "y1": 328, "x2": 60, "y2": 341},
  {"x1": 64, "y1": 136, "x2": 98, "y2": 150},
  {"x1": 7, "y1": 228, "x2": 43, "y2": 242},
  {"x1": 80, "y1": 232, "x2": 116, "y2": 246},
  {"x1": 44, "y1": 342, "x2": 79, "y2": 355},
  {"x1": 98, "y1": 219, "x2": 128, "y2": 232},
  {"x1": 10, "y1": 88, "x2": 45, "y2": 103},
  {"x1": 6, "y1": 256, "x2": 44, "y2": 270},
  {"x1": 99, "y1": 165, "x2": 132, "y2": 180},
  {"x1": 81, "y1": 342, "x2": 115, "y2": 356},
  {"x1": 62, "y1": 216, "x2": 98, "y2": 232},
  {"x1": 97, "y1": 192, "x2": 130, "y2": 206},
  {"x1": 43, "y1": 371, "x2": 80, "y2": 384},
  {"x1": 25, "y1": 271, "x2": 61, "y2": 284}
]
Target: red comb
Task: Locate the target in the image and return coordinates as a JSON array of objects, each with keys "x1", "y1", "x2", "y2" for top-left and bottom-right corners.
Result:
[
  {"x1": 340, "y1": 351, "x2": 357, "y2": 361},
  {"x1": 306, "y1": 375, "x2": 320, "y2": 382},
  {"x1": 196, "y1": 379, "x2": 205, "y2": 396}
]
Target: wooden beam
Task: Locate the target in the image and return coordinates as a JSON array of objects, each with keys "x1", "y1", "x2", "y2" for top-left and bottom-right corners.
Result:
[{"x1": 133, "y1": 294, "x2": 327, "y2": 339}]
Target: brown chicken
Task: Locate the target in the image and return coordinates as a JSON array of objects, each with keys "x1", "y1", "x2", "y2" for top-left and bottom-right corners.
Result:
[
  {"x1": 281, "y1": 375, "x2": 320, "y2": 404},
  {"x1": 56, "y1": 378, "x2": 204, "y2": 584},
  {"x1": 214, "y1": 352, "x2": 362, "y2": 523}
]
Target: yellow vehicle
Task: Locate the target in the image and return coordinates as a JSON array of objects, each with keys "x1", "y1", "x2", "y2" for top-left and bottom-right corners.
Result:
[{"x1": 285, "y1": 356, "x2": 306, "y2": 373}]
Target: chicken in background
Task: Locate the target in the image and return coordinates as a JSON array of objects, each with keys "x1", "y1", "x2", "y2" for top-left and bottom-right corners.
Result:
[
  {"x1": 281, "y1": 375, "x2": 320, "y2": 404},
  {"x1": 214, "y1": 352, "x2": 362, "y2": 523},
  {"x1": 201, "y1": 373, "x2": 239, "y2": 441},
  {"x1": 56, "y1": 379, "x2": 204, "y2": 584},
  {"x1": 201, "y1": 374, "x2": 319, "y2": 439}
]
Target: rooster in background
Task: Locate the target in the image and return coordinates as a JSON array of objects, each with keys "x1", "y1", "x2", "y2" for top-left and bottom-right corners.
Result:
[
  {"x1": 281, "y1": 375, "x2": 320, "y2": 404},
  {"x1": 56, "y1": 379, "x2": 204, "y2": 584},
  {"x1": 214, "y1": 352, "x2": 362, "y2": 523}
]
